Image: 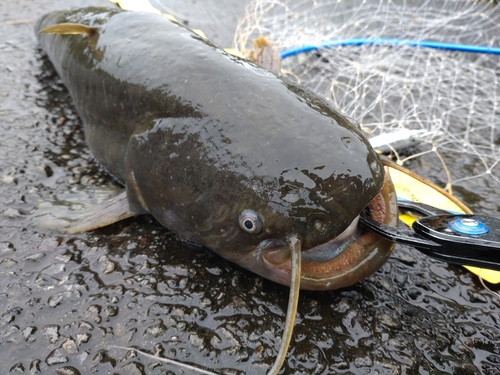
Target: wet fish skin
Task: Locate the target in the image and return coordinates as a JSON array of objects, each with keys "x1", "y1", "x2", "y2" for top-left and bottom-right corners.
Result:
[{"x1": 36, "y1": 7, "x2": 390, "y2": 290}]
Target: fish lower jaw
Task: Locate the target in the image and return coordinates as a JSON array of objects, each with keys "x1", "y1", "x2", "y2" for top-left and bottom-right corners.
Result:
[
  {"x1": 262, "y1": 215, "x2": 360, "y2": 269},
  {"x1": 260, "y1": 171, "x2": 398, "y2": 290},
  {"x1": 261, "y1": 226, "x2": 369, "y2": 283}
]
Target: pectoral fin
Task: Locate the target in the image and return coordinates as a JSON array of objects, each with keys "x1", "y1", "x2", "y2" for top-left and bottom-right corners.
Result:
[
  {"x1": 63, "y1": 190, "x2": 138, "y2": 234},
  {"x1": 39, "y1": 23, "x2": 98, "y2": 36}
]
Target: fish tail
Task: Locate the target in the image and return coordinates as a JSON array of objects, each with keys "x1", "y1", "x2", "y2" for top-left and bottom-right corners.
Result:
[{"x1": 38, "y1": 23, "x2": 98, "y2": 36}]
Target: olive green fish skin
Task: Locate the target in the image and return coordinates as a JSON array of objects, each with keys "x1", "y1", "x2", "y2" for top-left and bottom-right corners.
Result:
[{"x1": 36, "y1": 8, "x2": 385, "y2": 288}]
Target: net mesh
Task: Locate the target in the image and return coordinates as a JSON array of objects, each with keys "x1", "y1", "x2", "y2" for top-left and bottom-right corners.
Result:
[{"x1": 234, "y1": 0, "x2": 500, "y2": 188}]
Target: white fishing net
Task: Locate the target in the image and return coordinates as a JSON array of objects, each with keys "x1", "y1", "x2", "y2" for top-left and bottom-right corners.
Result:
[{"x1": 234, "y1": 0, "x2": 500, "y2": 188}]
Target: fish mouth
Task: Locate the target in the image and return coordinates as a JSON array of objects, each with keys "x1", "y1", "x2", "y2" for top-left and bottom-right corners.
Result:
[{"x1": 255, "y1": 169, "x2": 399, "y2": 290}]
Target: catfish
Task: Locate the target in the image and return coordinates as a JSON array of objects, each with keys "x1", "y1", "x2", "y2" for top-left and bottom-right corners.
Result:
[{"x1": 36, "y1": 7, "x2": 398, "y2": 293}]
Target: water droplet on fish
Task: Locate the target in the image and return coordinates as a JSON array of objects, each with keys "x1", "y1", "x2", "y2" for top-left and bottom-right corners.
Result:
[
  {"x1": 283, "y1": 192, "x2": 299, "y2": 203},
  {"x1": 314, "y1": 219, "x2": 325, "y2": 232}
]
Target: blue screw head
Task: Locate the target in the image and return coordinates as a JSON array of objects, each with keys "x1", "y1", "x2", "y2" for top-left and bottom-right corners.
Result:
[{"x1": 449, "y1": 218, "x2": 489, "y2": 236}]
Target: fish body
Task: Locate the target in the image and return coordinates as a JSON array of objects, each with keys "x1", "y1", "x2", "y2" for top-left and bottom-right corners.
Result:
[{"x1": 36, "y1": 8, "x2": 398, "y2": 290}]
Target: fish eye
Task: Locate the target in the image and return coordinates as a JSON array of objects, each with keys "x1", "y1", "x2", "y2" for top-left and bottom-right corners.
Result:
[{"x1": 238, "y1": 210, "x2": 262, "y2": 234}]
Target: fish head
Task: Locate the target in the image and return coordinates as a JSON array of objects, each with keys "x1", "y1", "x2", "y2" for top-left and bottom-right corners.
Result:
[
  {"x1": 125, "y1": 68, "x2": 398, "y2": 292},
  {"x1": 128, "y1": 109, "x2": 397, "y2": 291},
  {"x1": 224, "y1": 167, "x2": 398, "y2": 291},
  {"x1": 159, "y1": 113, "x2": 399, "y2": 291}
]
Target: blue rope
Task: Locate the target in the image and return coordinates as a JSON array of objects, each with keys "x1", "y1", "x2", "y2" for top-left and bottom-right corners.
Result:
[{"x1": 279, "y1": 38, "x2": 500, "y2": 59}]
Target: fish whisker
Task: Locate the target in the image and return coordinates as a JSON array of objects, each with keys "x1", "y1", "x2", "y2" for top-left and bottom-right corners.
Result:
[{"x1": 266, "y1": 235, "x2": 301, "y2": 375}]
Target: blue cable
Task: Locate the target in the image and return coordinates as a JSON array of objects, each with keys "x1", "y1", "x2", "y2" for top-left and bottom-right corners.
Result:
[{"x1": 279, "y1": 38, "x2": 500, "y2": 59}]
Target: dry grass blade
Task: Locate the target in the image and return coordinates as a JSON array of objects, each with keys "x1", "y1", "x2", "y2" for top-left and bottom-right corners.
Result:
[{"x1": 109, "y1": 346, "x2": 219, "y2": 374}]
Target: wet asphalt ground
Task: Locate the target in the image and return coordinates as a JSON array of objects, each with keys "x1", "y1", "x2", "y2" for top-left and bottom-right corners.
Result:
[{"x1": 1, "y1": 0, "x2": 499, "y2": 374}]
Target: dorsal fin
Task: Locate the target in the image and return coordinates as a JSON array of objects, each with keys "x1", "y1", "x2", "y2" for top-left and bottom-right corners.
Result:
[{"x1": 39, "y1": 23, "x2": 98, "y2": 36}]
